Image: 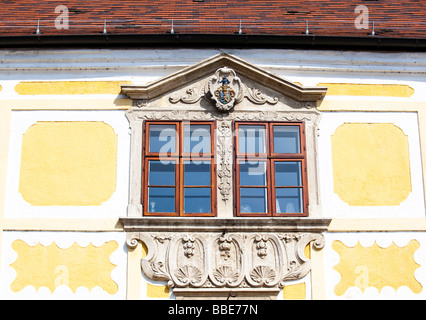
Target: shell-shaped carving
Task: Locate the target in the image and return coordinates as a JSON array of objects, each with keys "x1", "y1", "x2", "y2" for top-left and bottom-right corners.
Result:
[
  {"x1": 213, "y1": 265, "x2": 240, "y2": 284},
  {"x1": 249, "y1": 266, "x2": 276, "y2": 285},
  {"x1": 174, "y1": 265, "x2": 202, "y2": 286}
]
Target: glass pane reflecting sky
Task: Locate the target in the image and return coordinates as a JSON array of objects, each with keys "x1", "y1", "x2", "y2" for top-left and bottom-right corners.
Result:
[
  {"x1": 148, "y1": 160, "x2": 175, "y2": 185},
  {"x1": 184, "y1": 124, "x2": 211, "y2": 154},
  {"x1": 148, "y1": 187, "x2": 175, "y2": 213},
  {"x1": 238, "y1": 125, "x2": 266, "y2": 154},
  {"x1": 184, "y1": 160, "x2": 211, "y2": 186},
  {"x1": 275, "y1": 188, "x2": 303, "y2": 213},
  {"x1": 240, "y1": 187, "x2": 267, "y2": 213},
  {"x1": 184, "y1": 188, "x2": 211, "y2": 213},
  {"x1": 149, "y1": 124, "x2": 176, "y2": 153},
  {"x1": 273, "y1": 126, "x2": 300, "y2": 154},
  {"x1": 239, "y1": 161, "x2": 267, "y2": 186},
  {"x1": 274, "y1": 162, "x2": 302, "y2": 186}
]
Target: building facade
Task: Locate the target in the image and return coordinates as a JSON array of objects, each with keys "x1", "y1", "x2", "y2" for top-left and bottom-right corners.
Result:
[
  {"x1": 1, "y1": 1, "x2": 426, "y2": 300},
  {"x1": 0, "y1": 47, "x2": 425, "y2": 300}
]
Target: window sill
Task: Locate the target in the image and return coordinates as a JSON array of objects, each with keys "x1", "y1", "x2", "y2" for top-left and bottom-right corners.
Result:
[{"x1": 119, "y1": 216, "x2": 331, "y2": 233}]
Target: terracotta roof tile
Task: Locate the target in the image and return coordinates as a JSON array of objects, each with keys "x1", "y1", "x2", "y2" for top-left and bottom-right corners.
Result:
[{"x1": 0, "y1": 1, "x2": 425, "y2": 38}]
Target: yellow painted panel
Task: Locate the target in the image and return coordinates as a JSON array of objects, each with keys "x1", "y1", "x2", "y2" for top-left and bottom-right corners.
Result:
[
  {"x1": 142, "y1": 241, "x2": 148, "y2": 258},
  {"x1": 283, "y1": 283, "x2": 306, "y2": 300},
  {"x1": 305, "y1": 243, "x2": 311, "y2": 259},
  {"x1": 332, "y1": 240, "x2": 421, "y2": 296},
  {"x1": 317, "y1": 83, "x2": 414, "y2": 97},
  {"x1": 331, "y1": 123, "x2": 411, "y2": 206},
  {"x1": 19, "y1": 121, "x2": 117, "y2": 206},
  {"x1": 147, "y1": 283, "x2": 170, "y2": 298},
  {"x1": 10, "y1": 240, "x2": 118, "y2": 294},
  {"x1": 15, "y1": 81, "x2": 132, "y2": 95}
]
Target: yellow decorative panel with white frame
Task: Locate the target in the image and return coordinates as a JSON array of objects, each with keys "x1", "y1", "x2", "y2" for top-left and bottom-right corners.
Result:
[
  {"x1": 19, "y1": 121, "x2": 117, "y2": 206},
  {"x1": 4, "y1": 110, "x2": 130, "y2": 219},
  {"x1": 331, "y1": 123, "x2": 411, "y2": 206},
  {"x1": 324, "y1": 232, "x2": 426, "y2": 299},
  {"x1": 0, "y1": 232, "x2": 127, "y2": 299},
  {"x1": 318, "y1": 112, "x2": 425, "y2": 218}
]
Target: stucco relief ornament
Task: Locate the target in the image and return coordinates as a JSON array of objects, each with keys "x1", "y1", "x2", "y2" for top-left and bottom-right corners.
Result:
[{"x1": 208, "y1": 67, "x2": 242, "y2": 112}]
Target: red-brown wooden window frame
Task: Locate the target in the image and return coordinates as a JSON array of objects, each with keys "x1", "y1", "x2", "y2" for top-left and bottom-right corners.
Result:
[
  {"x1": 234, "y1": 121, "x2": 308, "y2": 217},
  {"x1": 143, "y1": 120, "x2": 216, "y2": 217}
]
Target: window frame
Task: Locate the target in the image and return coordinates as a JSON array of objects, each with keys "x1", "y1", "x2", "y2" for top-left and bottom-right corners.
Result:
[
  {"x1": 142, "y1": 120, "x2": 217, "y2": 217},
  {"x1": 234, "y1": 121, "x2": 309, "y2": 217}
]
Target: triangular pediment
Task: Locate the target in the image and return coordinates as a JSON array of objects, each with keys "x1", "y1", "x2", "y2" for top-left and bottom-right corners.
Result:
[{"x1": 121, "y1": 53, "x2": 327, "y2": 105}]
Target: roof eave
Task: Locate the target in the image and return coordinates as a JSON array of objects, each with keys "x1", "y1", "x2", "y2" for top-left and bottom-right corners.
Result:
[{"x1": 1, "y1": 33, "x2": 426, "y2": 51}]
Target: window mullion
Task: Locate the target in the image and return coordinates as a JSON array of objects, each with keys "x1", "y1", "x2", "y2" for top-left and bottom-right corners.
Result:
[
  {"x1": 267, "y1": 123, "x2": 273, "y2": 217},
  {"x1": 268, "y1": 158, "x2": 274, "y2": 217}
]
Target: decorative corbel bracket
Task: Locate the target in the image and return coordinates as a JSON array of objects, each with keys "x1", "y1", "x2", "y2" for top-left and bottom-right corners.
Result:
[{"x1": 120, "y1": 217, "x2": 331, "y2": 300}]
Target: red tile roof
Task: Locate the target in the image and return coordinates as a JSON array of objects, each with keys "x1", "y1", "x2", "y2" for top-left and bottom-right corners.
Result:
[{"x1": 0, "y1": 1, "x2": 425, "y2": 39}]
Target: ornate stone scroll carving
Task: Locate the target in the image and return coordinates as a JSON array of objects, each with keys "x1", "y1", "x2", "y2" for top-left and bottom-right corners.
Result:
[
  {"x1": 121, "y1": 217, "x2": 330, "y2": 299},
  {"x1": 169, "y1": 85, "x2": 206, "y2": 104},
  {"x1": 133, "y1": 99, "x2": 149, "y2": 108},
  {"x1": 243, "y1": 84, "x2": 279, "y2": 105},
  {"x1": 169, "y1": 67, "x2": 278, "y2": 111},
  {"x1": 217, "y1": 120, "x2": 233, "y2": 203}
]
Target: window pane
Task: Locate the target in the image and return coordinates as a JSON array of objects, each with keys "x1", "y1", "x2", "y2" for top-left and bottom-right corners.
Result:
[
  {"x1": 148, "y1": 160, "x2": 175, "y2": 186},
  {"x1": 275, "y1": 162, "x2": 302, "y2": 186},
  {"x1": 238, "y1": 125, "x2": 266, "y2": 154},
  {"x1": 275, "y1": 188, "x2": 303, "y2": 213},
  {"x1": 240, "y1": 187, "x2": 267, "y2": 213},
  {"x1": 149, "y1": 124, "x2": 176, "y2": 153},
  {"x1": 148, "y1": 187, "x2": 175, "y2": 213},
  {"x1": 184, "y1": 124, "x2": 211, "y2": 154},
  {"x1": 273, "y1": 126, "x2": 300, "y2": 154},
  {"x1": 239, "y1": 161, "x2": 267, "y2": 186},
  {"x1": 184, "y1": 160, "x2": 211, "y2": 186},
  {"x1": 184, "y1": 188, "x2": 211, "y2": 213}
]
